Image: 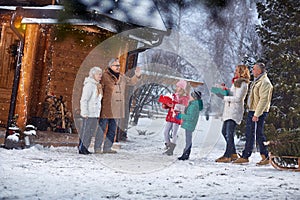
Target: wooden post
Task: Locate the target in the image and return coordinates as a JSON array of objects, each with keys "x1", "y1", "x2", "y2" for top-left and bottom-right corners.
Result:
[
  {"x1": 119, "y1": 44, "x2": 128, "y2": 74},
  {"x1": 115, "y1": 45, "x2": 129, "y2": 141},
  {"x1": 16, "y1": 24, "x2": 39, "y2": 129}
]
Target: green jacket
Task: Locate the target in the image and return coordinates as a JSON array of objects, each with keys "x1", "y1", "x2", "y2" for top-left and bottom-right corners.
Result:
[{"x1": 181, "y1": 99, "x2": 203, "y2": 132}]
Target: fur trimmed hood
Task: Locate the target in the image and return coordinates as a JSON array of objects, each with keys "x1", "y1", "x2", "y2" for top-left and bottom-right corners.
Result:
[{"x1": 234, "y1": 78, "x2": 249, "y2": 88}]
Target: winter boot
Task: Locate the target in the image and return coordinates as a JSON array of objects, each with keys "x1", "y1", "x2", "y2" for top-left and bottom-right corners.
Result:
[
  {"x1": 232, "y1": 157, "x2": 249, "y2": 164},
  {"x1": 164, "y1": 143, "x2": 176, "y2": 156},
  {"x1": 78, "y1": 139, "x2": 91, "y2": 155},
  {"x1": 215, "y1": 156, "x2": 225, "y2": 162},
  {"x1": 103, "y1": 138, "x2": 117, "y2": 154},
  {"x1": 215, "y1": 156, "x2": 231, "y2": 163},
  {"x1": 94, "y1": 148, "x2": 103, "y2": 154},
  {"x1": 79, "y1": 145, "x2": 92, "y2": 155},
  {"x1": 178, "y1": 147, "x2": 191, "y2": 161},
  {"x1": 215, "y1": 153, "x2": 238, "y2": 162},
  {"x1": 164, "y1": 143, "x2": 170, "y2": 150},
  {"x1": 256, "y1": 154, "x2": 269, "y2": 165},
  {"x1": 231, "y1": 154, "x2": 239, "y2": 161},
  {"x1": 103, "y1": 149, "x2": 117, "y2": 154}
]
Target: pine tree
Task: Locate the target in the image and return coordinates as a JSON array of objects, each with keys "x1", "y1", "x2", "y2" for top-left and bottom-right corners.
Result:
[{"x1": 256, "y1": 0, "x2": 300, "y2": 135}]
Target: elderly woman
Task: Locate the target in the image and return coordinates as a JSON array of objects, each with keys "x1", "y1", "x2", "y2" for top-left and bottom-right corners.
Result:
[{"x1": 79, "y1": 66, "x2": 103, "y2": 155}]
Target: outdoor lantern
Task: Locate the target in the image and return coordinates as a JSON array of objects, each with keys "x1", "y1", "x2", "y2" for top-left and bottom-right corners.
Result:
[
  {"x1": 14, "y1": 15, "x2": 26, "y2": 33},
  {"x1": 23, "y1": 125, "x2": 37, "y2": 148}
]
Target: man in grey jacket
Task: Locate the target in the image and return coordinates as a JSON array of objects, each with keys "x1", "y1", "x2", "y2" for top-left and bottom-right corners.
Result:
[{"x1": 233, "y1": 63, "x2": 273, "y2": 165}]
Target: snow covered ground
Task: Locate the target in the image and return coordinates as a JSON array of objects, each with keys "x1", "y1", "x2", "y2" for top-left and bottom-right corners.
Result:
[{"x1": 1, "y1": 117, "x2": 299, "y2": 200}]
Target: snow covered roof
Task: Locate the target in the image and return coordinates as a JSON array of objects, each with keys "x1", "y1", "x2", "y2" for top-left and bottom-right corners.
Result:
[
  {"x1": 0, "y1": 2, "x2": 167, "y2": 48},
  {"x1": 0, "y1": 1, "x2": 167, "y2": 32},
  {"x1": 0, "y1": 5, "x2": 61, "y2": 10},
  {"x1": 79, "y1": 0, "x2": 167, "y2": 32}
]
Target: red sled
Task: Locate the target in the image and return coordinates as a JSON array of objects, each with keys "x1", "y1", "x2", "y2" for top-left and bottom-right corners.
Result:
[
  {"x1": 158, "y1": 95, "x2": 182, "y2": 124},
  {"x1": 158, "y1": 95, "x2": 177, "y2": 108}
]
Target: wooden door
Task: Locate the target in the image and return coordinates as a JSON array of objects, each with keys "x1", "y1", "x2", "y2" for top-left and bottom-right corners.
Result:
[{"x1": 0, "y1": 23, "x2": 18, "y2": 126}]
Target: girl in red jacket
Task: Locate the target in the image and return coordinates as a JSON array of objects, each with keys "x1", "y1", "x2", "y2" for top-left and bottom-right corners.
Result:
[{"x1": 161, "y1": 80, "x2": 189, "y2": 156}]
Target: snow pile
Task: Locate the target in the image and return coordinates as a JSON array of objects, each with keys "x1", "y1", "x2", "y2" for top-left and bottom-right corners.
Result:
[
  {"x1": 6, "y1": 133, "x2": 19, "y2": 142},
  {"x1": 6, "y1": 126, "x2": 21, "y2": 143}
]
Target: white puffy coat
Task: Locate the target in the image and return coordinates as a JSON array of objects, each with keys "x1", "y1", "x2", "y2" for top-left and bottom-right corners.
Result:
[
  {"x1": 222, "y1": 80, "x2": 248, "y2": 124},
  {"x1": 80, "y1": 77, "x2": 102, "y2": 118}
]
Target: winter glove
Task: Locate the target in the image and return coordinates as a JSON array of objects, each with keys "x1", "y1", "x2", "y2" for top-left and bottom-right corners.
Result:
[
  {"x1": 135, "y1": 67, "x2": 141, "y2": 77},
  {"x1": 215, "y1": 93, "x2": 224, "y2": 99},
  {"x1": 175, "y1": 113, "x2": 182, "y2": 120}
]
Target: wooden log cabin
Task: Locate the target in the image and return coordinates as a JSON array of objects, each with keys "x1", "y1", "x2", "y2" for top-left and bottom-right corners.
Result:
[{"x1": 0, "y1": 0, "x2": 167, "y2": 138}]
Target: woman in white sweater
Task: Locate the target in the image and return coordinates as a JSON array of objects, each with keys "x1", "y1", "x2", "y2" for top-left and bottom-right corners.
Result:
[
  {"x1": 79, "y1": 67, "x2": 103, "y2": 155},
  {"x1": 215, "y1": 65, "x2": 250, "y2": 163}
]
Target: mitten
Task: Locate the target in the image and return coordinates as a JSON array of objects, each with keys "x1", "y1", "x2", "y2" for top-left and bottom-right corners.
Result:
[
  {"x1": 215, "y1": 93, "x2": 224, "y2": 99},
  {"x1": 175, "y1": 113, "x2": 182, "y2": 120},
  {"x1": 135, "y1": 67, "x2": 141, "y2": 77}
]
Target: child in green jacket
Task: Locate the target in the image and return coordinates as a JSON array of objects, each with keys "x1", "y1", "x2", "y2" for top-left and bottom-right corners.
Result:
[{"x1": 176, "y1": 91, "x2": 203, "y2": 160}]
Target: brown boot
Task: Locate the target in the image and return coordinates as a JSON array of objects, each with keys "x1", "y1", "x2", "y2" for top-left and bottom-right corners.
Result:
[
  {"x1": 215, "y1": 156, "x2": 225, "y2": 162},
  {"x1": 232, "y1": 157, "x2": 249, "y2": 164},
  {"x1": 103, "y1": 149, "x2": 117, "y2": 154},
  {"x1": 256, "y1": 154, "x2": 269, "y2": 165},
  {"x1": 231, "y1": 154, "x2": 239, "y2": 161},
  {"x1": 215, "y1": 156, "x2": 231, "y2": 163}
]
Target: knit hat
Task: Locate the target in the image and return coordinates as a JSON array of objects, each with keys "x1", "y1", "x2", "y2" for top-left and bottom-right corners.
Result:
[
  {"x1": 176, "y1": 80, "x2": 187, "y2": 90},
  {"x1": 191, "y1": 91, "x2": 202, "y2": 100}
]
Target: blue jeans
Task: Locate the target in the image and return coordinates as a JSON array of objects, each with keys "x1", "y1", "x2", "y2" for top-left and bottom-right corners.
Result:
[
  {"x1": 99, "y1": 118, "x2": 117, "y2": 150},
  {"x1": 242, "y1": 111, "x2": 269, "y2": 158},
  {"x1": 222, "y1": 119, "x2": 237, "y2": 157}
]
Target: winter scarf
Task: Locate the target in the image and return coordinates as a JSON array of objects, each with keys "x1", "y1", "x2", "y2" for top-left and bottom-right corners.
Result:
[
  {"x1": 97, "y1": 83, "x2": 103, "y2": 96},
  {"x1": 108, "y1": 67, "x2": 120, "y2": 79},
  {"x1": 232, "y1": 76, "x2": 238, "y2": 84},
  {"x1": 254, "y1": 72, "x2": 266, "y2": 82},
  {"x1": 234, "y1": 78, "x2": 249, "y2": 88}
]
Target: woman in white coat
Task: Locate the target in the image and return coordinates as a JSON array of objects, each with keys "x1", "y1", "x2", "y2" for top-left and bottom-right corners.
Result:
[
  {"x1": 79, "y1": 67, "x2": 103, "y2": 155},
  {"x1": 215, "y1": 65, "x2": 250, "y2": 162}
]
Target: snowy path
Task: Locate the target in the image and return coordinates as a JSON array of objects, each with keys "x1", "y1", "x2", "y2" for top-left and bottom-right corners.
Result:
[{"x1": 1, "y1": 117, "x2": 299, "y2": 199}]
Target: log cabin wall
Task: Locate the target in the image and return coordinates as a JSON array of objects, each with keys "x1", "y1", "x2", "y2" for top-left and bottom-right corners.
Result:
[
  {"x1": 31, "y1": 25, "x2": 115, "y2": 131},
  {"x1": 47, "y1": 31, "x2": 92, "y2": 112}
]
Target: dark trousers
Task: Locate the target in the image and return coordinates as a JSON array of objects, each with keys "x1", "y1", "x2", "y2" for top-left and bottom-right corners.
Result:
[
  {"x1": 184, "y1": 129, "x2": 193, "y2": 152},
  {"x1": 242, "y1": 111, "x2": 269, "y2": 158},
  {"x1": 99, "y1": 118, "x2": 117, "y2": 150},
  {"x1": 222, "y1": 119, "x2": 237, "y2": 157},
  {"x1": 79, "y1": 118, "x2": 98, "y2": 151}
]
